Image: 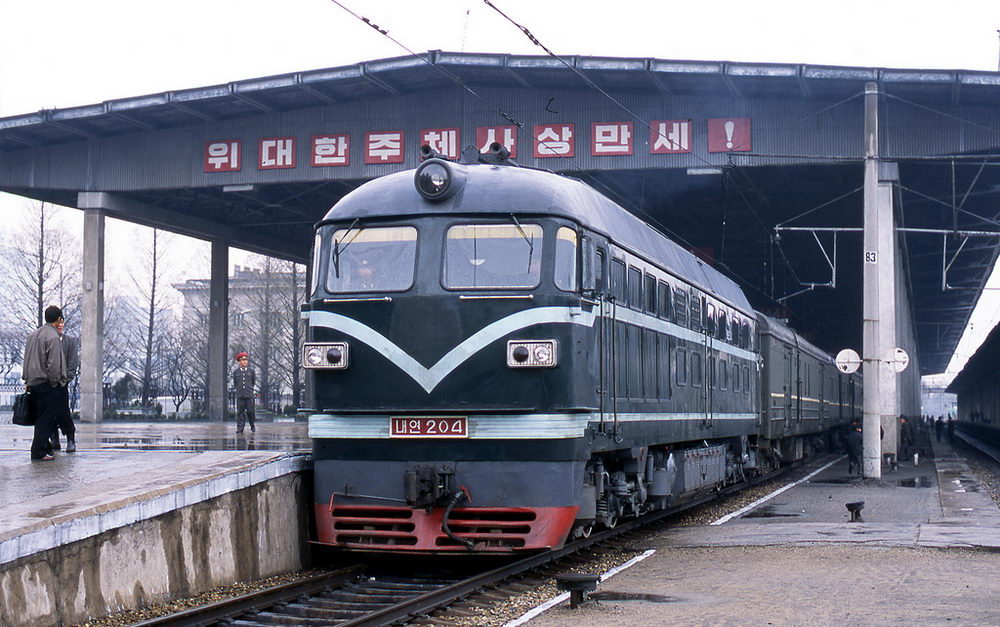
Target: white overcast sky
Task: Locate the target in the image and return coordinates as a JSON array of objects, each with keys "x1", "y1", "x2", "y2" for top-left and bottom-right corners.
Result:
[{"x1": 1, "y1": 0, "x2": 998, "y2": 377}]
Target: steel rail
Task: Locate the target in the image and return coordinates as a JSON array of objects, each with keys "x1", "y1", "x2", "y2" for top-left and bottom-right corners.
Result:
[{"x1": 130, "y1": 566, "x2": 363, "y2": 627}]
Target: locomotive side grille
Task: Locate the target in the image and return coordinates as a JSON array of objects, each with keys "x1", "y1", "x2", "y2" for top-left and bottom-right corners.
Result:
[{"x1": 331, "y1": 506, "x2": 418, "y2": 546}]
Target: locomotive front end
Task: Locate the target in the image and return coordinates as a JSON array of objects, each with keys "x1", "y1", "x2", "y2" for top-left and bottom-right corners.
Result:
[{"x1": 305, "y1": 158, "x2": 596, "y2": 553}]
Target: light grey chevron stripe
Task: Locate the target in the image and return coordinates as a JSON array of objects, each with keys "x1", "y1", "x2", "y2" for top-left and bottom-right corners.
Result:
[{"x1": 308, "y1": 307, "x2": 597, "y2": 392}]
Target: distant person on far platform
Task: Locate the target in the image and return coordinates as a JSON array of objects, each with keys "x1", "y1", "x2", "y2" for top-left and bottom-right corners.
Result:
[
  {"x1": 847, "y1": 422, "x2": 863, "y2": 476},
  {"x1": 21, "y1": 305, "x2": 68, "y2": 461},
  {"x1": 946, "y1": 417, "x2": 955, "y2": 444},
  {"x1": 232, "y1": 352, "x2": 256, "y2": 434},
  {"x1": 935, "y1": 416, "x2": 944, "y2": 442},
  {"x1": 898, "y1": 415, "x2": 913, "y2": 460}
]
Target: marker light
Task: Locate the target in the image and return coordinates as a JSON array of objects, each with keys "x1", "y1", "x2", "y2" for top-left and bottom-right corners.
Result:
[
  {"x1": 303, "y1": 342, "x2": 349, "y2": 369},
  {"x1": 507, "y1": 340, "x2": 558, "y2": 368}
]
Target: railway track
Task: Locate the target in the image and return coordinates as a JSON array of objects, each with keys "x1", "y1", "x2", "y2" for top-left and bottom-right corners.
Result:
[{"x1": 133, "y1": 457, "x2": 807, "y2": 627}]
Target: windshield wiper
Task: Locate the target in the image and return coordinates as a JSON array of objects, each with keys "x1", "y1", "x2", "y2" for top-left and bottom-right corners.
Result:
[
  {"x1": 332, "y1": 218, "x2": 364, "y2": 278},
  {"x1": 509, "y1": 214, "x2": 535, "y2": 272}
]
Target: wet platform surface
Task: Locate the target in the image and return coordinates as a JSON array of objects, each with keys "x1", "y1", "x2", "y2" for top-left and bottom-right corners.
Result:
[{"x1": 0, "y1": 418, "x2": 310, "y2": 566}]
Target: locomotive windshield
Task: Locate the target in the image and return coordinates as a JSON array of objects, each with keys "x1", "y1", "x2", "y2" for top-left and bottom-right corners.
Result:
[
  {"x1": 326, "y1": 225, "x2": 417, "y2": 293},
  {"x1": 444, "y1": 223, "x2": 542, "y2": 289}
]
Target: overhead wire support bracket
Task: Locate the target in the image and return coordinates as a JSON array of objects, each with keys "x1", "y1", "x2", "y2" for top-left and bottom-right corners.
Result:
[{"x1": 772, "y1": 226, "x2": 841, "y2": 302}]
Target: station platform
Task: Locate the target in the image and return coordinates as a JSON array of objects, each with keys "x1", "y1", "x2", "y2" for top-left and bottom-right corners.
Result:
[
  {"x1": 526, "y1": 436, "x2": 1000, "y2": 626},
  {"x1": 0, "y1": 419, "x2": 311, "y2": 560},
  {"x1": 0, "y1": 419, "x2": 312, "y2": 626}
]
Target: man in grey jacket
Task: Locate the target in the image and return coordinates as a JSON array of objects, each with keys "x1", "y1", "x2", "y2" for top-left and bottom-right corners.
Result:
[{"x1": 22, "y1": 305, "x2": 68, "y2": 461}]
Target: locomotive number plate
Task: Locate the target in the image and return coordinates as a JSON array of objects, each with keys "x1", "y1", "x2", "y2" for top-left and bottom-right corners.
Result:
[{"x1": 390, "y1": 416, "x2": 468, "y2": 438}]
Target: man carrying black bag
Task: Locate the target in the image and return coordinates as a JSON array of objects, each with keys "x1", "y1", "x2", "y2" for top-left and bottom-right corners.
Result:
[{"x1": 21, "y1": 305, "x2": 68, "y2": 461}]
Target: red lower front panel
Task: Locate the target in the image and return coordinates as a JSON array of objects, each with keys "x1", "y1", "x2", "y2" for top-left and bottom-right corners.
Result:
[{"x1": 314, "y1": 503, "x2": 579, "y2": 553}]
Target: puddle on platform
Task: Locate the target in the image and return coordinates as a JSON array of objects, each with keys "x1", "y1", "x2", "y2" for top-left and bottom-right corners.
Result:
[
  {"x1": 897, "y1": 476, "x2": 934, "y2": 488},
  {"x1": 810, "y1": 477, "x2": 859, "y2": 484},
  {"x1": 590, "y1": 592, "x2": 677, "y2": 604},
  {"x1": 742, "y1": 504, "x2": 803, "y2": 518}
]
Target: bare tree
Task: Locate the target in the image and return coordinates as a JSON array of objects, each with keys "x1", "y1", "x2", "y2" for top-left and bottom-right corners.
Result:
[
  {"x1": 161, "y1": 314, "x2": 201, "y2": 416},
  {"x1": 125, "y1": 227, "x2": 174, "y2": 407},
  {"x1": 0, "y1": 326, "x2": 22, "y2": 379},
  {"x1": 0, "y1": 201, "x2": 80, "y2": 331},
  {"x1": 277, "y1": 260, "x2": 306, "y2": 410}
]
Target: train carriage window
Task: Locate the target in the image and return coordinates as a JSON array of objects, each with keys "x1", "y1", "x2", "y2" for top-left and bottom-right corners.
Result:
[
  {"x1": 554, "y1": 227, "x2": 578, "y2": 291},
  {"x1": 690, "y1": 293, "x2": 702, "y2": 333},
  {"x1": 742, "y1": 321, "x2": 751, "y2": 351},
  {"x1": 310, "y1": 232, "x2": 323, "y2": 297},
  {"x1": 731, "y1": 317, "x2": 740, "y2": 345},
  {"x1": 658, "y1": 281, "x2": 671, "y2": 320},
  {"x1": 674, "y1": 288, "x2": 688, "y2": 327},
  {"x1": 705, "y1": 303, "x2": 717, "y2": 337},
  {"x1": 627, "y1": 266, "x2": 642, "y2": 309},
  {"x1": 444, "y1": 224, "x2": 542, "y2": 289},
  {"x1": 659, "y1": 335, "x2": 672, "y2": 398},
  {"x1": 327, "y1": 225, "x2": 418, "y2": 293},
  {"x1": 676, "y1": 348, "x2": 688, "y2": 385},
  {"x1": 692, "y1": 352, "x2": 703, "y2": 387},
  {"x1": 595, "y1": 248, "x2": 606, "y2": 292},
  {"x1": 717, "y1": 310, "x2": 728, "y2": 341},
  {"x1": 732, "y1": 361, "x2": 740, "y2": 392},
  {"x1": 644, "y1": 274, "x2": 657, "y2": 314},
  {"x1": 720, "y1": 358, "x2": 728, "y2": 390},
  {"x1": 610, "y1": 259, "x2": 626, "y2": 302}
]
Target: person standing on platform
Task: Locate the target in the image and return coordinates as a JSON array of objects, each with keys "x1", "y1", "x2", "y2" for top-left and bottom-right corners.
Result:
[
  {"x1": 847, "y1": 422, "x2": 863, "y2": 476},
  {"x1": 50, "y1": 319, "x2": 78, "y2": 453},
  {"x1": 21, "y1": 305, "x2": 68, "y2": 461},
  {"x1": 935, "y1": 416, "x2": 944, "y2": 442},
  {"x1": 898, "y1": 416, "x2": 913, "y2": 460},
  {"x1": 947, "y1": 417, "x2": 955, "y2": 444},
  {"x1": 232, "y1": 352, "x2": 256, "y2": 434}
]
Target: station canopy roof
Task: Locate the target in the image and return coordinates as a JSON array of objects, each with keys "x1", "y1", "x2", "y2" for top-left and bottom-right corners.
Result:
[{"x1": 3, "y1": 51, "x2": 1000, "y2": 375}]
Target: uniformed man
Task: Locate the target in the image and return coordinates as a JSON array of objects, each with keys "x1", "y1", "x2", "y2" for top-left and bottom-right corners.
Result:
[{"x1": 232, "y1": 352, "x2": 256, "y2": 433}]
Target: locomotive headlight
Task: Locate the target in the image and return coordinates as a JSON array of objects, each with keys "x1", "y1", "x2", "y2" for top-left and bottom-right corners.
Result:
[
  {"x1": 306, "y1": 347, "x2": 324, "y2": 366},
  {"x1": 414, "y1": 158, "x2": 467, "y2": 202},
  {"x1": 507, "y1": 340, "x2": 558, "y2": 368},
  {"x1": 303, "y1": 342, "x2": 349, "y2": 369}
]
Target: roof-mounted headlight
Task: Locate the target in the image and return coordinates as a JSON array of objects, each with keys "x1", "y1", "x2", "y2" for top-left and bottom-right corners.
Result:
[{"x1": 414, "y1": 157, "x2": 466, "y2": 202}]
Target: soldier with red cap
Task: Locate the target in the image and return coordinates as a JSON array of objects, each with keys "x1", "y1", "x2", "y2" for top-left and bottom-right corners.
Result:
[{"x1": 232, "y1": 352, "x2": 256, "y2": 433}]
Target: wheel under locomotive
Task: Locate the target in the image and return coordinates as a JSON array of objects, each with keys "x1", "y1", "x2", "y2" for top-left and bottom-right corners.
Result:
[{"x1": 303, "y1": 146, "x2": 860, "y2": 554}]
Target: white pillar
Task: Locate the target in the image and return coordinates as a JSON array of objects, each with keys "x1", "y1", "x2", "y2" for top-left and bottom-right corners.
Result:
[
  {"x1": 862, "y1": 82, "x2": 884, "y2": 478},
  {"x1": 80, "y1": 207, "x2": 105, "y2": 423},
  {"x1": 207, "y1": 241, "x2": 229, "y2": 421},
  {"x1": 878, "y1": 180, "x2": 898, "y2": 458}
]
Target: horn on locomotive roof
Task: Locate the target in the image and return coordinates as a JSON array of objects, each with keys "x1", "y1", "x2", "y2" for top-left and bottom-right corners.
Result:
[
  {"x1": 419, "y1": 144, "x2": 450, "y2": 161},
  {"x1": 477, "y1": 141, "x2": 511, "y2": 165}
]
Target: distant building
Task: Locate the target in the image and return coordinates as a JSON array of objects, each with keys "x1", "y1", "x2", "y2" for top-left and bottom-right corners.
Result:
[{"x1": 921, "y1": 376, "x2": 956, "y2": 418}]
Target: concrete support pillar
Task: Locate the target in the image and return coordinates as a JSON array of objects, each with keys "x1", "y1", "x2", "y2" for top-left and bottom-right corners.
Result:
[
  {"x1": 80, "y1": 208, "x2": 105, "y2": 423},
  {"x1": 862, "y1": 82, "x2": 884, "y2": 479},
  {"x1": 878, "y1": 181, "x2": 898, "y2": 458},
  {"x1": 207, "y1": 242, "x2": 229, "y2": 422}
]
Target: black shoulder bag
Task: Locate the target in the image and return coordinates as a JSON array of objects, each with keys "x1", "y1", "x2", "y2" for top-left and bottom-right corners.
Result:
[{"x1": 12, "y1": 390, "x2": 35, "y2": 426}]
